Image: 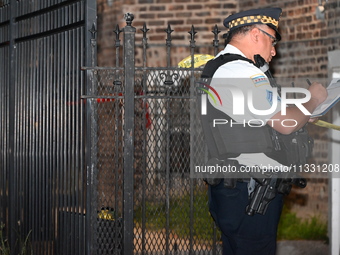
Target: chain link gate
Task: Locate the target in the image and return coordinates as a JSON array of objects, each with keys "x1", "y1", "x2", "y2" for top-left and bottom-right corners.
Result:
[{"x1": 83, "y1": 13, "x2": 223, "y2": 254}]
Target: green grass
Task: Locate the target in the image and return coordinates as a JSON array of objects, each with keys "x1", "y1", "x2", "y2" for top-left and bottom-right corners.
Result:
[
  {"x1": 0, "y1": 223, "x2": 33, "y2": 255},
  {"x1": 0, "y1": 223, "x2": 11, "y2": 255},
  {"x1": 277, "y1": 205, "x2": 328, "y2": 241},
  {"x1": 135, "y1": 188, "x2": 328, "y2": 242},
  {"x1": 134, "y1": 188, "x2": 220, "y2": 242}
]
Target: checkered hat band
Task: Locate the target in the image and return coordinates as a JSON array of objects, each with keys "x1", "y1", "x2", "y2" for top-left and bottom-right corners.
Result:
[{"x1": 229, "y1": 15, "x2": 278, "y2": 29}]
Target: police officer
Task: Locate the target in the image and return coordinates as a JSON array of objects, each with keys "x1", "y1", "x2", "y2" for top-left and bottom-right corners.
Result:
[{"x1": 205, "y1": 7, "x2": 328, "y2": 255}]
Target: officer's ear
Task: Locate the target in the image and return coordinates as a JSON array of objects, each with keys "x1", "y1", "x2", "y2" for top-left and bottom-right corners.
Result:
[{"x1": 250, "y1": 27, "x2": 261, "y2": 44}]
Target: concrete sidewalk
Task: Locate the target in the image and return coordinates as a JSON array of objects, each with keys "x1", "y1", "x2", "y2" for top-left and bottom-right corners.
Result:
[{"x1": 277, "y1": 240, "x2": 329, "y2": 255}]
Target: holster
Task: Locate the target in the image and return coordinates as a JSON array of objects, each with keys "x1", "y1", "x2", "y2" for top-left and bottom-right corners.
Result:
[{"x1": 204, "y1": 158, "x2": 248, "y2": 189}]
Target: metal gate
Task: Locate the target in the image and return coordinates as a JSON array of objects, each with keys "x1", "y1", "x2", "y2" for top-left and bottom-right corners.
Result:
[
  {"x1": 82, "y1": 13, "x2": 223, "y2": 254},
  {"x1": 1, "y1": 1, "x2": 223, "y2": 253},
  {"x1": 0, "y1": 0, "x2": 96, "y2": 254}
]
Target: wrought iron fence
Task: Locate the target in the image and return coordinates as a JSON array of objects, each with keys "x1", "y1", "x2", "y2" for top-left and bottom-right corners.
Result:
[
  {"x1": 1, "y1": 0, "x2": 224, "y2": 253},
  {"x1": 83, "y1": 13, "x2": 224, "y2": 255},
  {"x1": 0, "y1": 0, "x2": 95, "y2": 254}
]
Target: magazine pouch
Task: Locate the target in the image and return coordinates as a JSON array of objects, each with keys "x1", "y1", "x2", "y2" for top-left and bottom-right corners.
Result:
[{"x1": 279, "y1": 127, "x2": 314, "y2": 166}]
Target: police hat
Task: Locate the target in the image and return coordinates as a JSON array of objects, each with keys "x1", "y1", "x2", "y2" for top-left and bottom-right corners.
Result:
[{"x1": 223, "y1": 7, "x2": 282, "y2": 41}]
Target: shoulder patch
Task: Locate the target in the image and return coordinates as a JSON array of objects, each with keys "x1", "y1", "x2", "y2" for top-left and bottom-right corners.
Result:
[
  {"x1": 266, "y1": 90, "x2": 273, "y2": 105},
  {"x1": 250, "y1": 73, "x2": 270, "y2": 87},
  {"x1": 266, "y1": 90, "x2": 281, "y2": 105}
]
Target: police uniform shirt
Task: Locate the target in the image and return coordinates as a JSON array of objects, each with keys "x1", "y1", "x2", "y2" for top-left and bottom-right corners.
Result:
[{"x1": 209, "y1": 44, "x2": 284, "y2": 168}]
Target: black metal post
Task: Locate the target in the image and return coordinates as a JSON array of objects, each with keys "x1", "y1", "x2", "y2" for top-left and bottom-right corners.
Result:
[
  {"x1": 211, "y1": 25, "x2": 220, "y2": 255},
  {"x1": 123, "y1": 13, "x2": 136, "y2": 255},
  {"x1": 140, "y1": 22, "x2": 149, "y2": 255},
  {"x1": 8, "y1": 0, "x2": 18, "y2": 253},
  {"x1": 212, "y1": 25, "x2": 221, "y2": 56},
  {"x1": 85, "y1": 0, "x2": 97, "y2": 254},
  {"x1": 189, "y1": 25, "x2": 197, "y2": 255}
]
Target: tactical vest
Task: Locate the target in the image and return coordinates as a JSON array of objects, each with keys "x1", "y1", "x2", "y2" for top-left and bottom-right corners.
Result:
[{"x1": 199, "y1": 53, "x2": 313, "y2": 167}]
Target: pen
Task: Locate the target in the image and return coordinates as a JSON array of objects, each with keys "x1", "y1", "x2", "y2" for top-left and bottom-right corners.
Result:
[
  {"x1": 292, "y1": 82, "x2": 296, "y2": 99},
  {"x1": 306, "y1": 79, "x2": 312, "y2": 86}
]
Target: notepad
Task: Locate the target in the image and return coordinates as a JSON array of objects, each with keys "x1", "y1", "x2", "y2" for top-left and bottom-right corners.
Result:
[{"x1": 311, "y1": 79, "x2": 340, "y2": 117}]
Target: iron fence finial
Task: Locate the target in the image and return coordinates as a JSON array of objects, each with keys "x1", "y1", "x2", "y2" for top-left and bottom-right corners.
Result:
[
  {"x1": 113, "y1": 24, "x2": 122, "y2": 39},
  {"x1": 165, "y1": 24, "x2": 173, "y2": 47},
  {"x1": 113, "y1": 24, "x2": 122, "y2": 47},
  {"x1": 141, "y1": 23, "x2": 150, "y2": 49},
  {"x1": 212, "y1": 24, "x2": 221, "y2": 36},
  {"x1": 188, "y1": 25, "x2": 197, "y2": 48},
  {"x1": 212, "y1": 25, "x2": 221, "y2": 48},
  {"x1": 89, "y1": 23, "x2": 97, "y2": 39},
  {"x1": 141, "y1": 23, "x2": 150, "y2": 37}
]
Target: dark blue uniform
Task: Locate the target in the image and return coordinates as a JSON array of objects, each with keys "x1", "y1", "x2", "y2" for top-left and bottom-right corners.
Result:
[{"x1": 209, "y1": 181, "x2": 283, "y2": 255}]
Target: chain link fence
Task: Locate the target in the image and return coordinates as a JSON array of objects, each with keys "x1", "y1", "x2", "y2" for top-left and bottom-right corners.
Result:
[{"x1": 83, "y1": 14, "x2": 223, "y2": 254}]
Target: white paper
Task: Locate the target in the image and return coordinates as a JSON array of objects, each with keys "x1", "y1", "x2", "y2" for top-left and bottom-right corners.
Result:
[{"x1": 311, "y1": 79, "x2": 340, "y2": 117}]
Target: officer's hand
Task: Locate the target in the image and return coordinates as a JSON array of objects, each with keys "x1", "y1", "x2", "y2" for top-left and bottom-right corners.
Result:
[
  {"x1": 308, "y1": 117, "x2": 319, "y2": 123},
  {"x1": 308, "y1": 82, "x2": 328, "y2": 106}
]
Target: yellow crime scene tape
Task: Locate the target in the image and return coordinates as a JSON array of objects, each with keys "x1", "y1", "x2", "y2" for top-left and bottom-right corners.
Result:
[
  {"x1": 178, "y1": 54, "x2": 214, "y2": 68},
  {"x1": 312, "y1": 120, "x2": 340, "y2": 131}
]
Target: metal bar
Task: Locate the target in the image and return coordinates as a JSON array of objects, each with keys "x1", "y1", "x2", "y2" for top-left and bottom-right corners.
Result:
[
  {"x1": 29, "y1": 38, "x2": 36, "y2": 248},
  {"x1": 114, "y1": 24, "x2": 121, "y2": 68},
  {"x1": 141, "y1": 21, "x2": 149, "y2": 255},
  {"x1": 113, "y1": 24, "x2": 122, "y2": 89},
  {"x1": 50, "y1": 32, "x2": 57, "y2": 253},
  {"x1": 164, "y1": 24, "x2": 173, "y2": 255},
  {"x1": 8, "y1": 0, "x2": 18, "y2": 252},
  {"x1": 45, "y1": 35, "x2": 53, "y2": 253},
  {"x1": 114, "y1": 87, "x2": 121, "y2": 254},
  {"x1": 16, "y1": 39, "x2": 23, "y2": 242},
  {"x1": 0, "y1": 23, "x2": 9, "y2": 232},
  {"x1": 66, "y1": 29, "x2": 74, "y2": 254},
  {"x1": 81, "y1": 66, "x2": 204, "y2": 71},
  {"x1": 123, "y1": 13, "x2": 136, "y2": 255},
  {"x1": 38, "y1": 36, "x2": 43, "y2": 250},
  {"x1": 84, "y1": 0, "x2": 97, "y2": 254},
  {"x1": 56, "y1": 31, "x2": 62, "y2": 255},
  {"x1": 212, "y1": 25, "x2": 220, "y2": 56},
  {"x1": 113, "y1": 23, "x2": 123, "y2": 255},
  {"x1": 61, "y1": 29, "x2": 68, "y2": 254},
  {"x1": 189, "y1": 25, "x2": 197, "y2": 255},
  {"x1": 165, "y1": 99, "x2": 170, "y2": 255},
  {"x1": 43, "y1": 35, "x2": 48, "y2": 251},
  {"x1": 73, "y1": 26, "x2": 79, "y2": 254},
  {"x1": 211, "y1": 26, "x2": 221, "y2": 253},
  {"x1": 79, "y1": 25, "x2": 86, "y2": 253}
]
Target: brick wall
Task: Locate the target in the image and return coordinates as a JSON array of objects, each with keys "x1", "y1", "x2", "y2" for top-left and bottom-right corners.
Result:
[
  {"x1": 96, "y1": 0, "x2": 340, "y2": 221},
  {"x1": 238, "y1": 0, "x2": 340, "y2": 221},
  {"x1": 97, "y1": 0, "x2": 238, "y2": 66}
]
